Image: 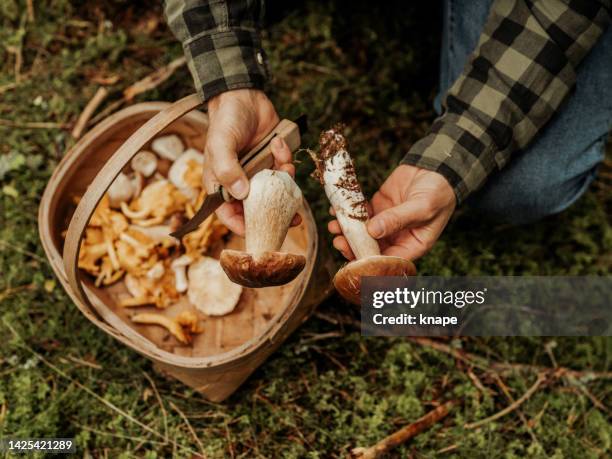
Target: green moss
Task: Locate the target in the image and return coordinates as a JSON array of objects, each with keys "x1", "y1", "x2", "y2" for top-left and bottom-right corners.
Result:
[{"x1": 0, "y1": 0, "x2": 610, "y2": 457}]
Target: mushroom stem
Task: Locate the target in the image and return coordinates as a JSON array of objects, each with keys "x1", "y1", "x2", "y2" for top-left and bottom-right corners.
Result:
[
  {"x1": 314, "y1": 125, "x2": 416, "y2": 304},
  {"x1": 318, "y1": 131, "x2": 380, "y2": 260},
  {"x1": 244, "y1": 169, "x2": 302, "y2": 256}
]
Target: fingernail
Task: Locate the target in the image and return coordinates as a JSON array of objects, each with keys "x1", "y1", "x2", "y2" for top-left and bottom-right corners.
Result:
[
  {"x1": 367, "y1": 219, "x2": 384, "y2": 238},
  {"x1": 229, "y1": 178, "x2": 249, "y2": 199}
]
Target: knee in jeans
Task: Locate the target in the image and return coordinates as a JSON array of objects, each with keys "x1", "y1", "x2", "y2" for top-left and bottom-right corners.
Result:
[{"x1": 469, "y1": 175, "x2": 591, "y2": 225}]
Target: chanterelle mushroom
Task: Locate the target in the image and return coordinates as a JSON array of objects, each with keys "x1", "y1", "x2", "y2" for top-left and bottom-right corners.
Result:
[
  {"x1": 220, "y1": 169, "x2": 306, "y2": 288},
  {"x1": 188, "y1": 257, "x2": 242, "y2": 316},
  {"x1": 314, "y1": 125, "x2": 416, "y2": 304}
]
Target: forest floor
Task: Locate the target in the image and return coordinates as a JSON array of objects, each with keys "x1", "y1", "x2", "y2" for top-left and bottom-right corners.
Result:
[{"x1": 0, "y1": 1, "x2": 610, "y2": 457}]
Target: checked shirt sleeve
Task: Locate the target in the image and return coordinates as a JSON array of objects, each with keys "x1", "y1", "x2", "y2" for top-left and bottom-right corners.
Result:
[
  {"x1": 164, "y1": 0, "x2": 268, "y2": 102},
  {"x1": 403, "y1": 0, "x2": 611, "y2": 203}
]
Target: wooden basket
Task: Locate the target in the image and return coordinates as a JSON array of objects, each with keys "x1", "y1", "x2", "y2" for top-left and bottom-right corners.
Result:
[{"x1": 38, "y1": 94, "x2": 333, "y2": 401}]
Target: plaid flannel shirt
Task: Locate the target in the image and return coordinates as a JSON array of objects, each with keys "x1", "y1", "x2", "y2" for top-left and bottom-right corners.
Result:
[
  {"x1": 403, "y1": 0, "x2": 611, "y2": 202},
  {"x1": 166, "y1": 0, "x2": 611, "y2": 203},
  {"x1": 164, "y1": 0, "x2": 268, "y2": 102}
]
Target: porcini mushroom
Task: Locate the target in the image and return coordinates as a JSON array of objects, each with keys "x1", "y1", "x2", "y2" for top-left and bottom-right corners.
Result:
[
  {"x1": 188, "y1": 257, "x2": 242, "y2": 316},
  {"x1": 314, "y1": 125, "x2": 416, "y2": 304},
  {"x1": 151, "y1": 134, "x2": 184, "y2": 161},
  {"x1": 220, "y1": 169, "x2": 306, "y2": 287},
  {"x1": 131, "y1": 151, "x2": 158, "y2": 177}
]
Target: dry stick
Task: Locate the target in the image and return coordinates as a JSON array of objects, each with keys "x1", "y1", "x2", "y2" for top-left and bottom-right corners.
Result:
[
  {"x1": 71, "y1": 421, "x2": 163, "y2": 447},
  {"x1": 0, "y1": 239, "x2": 49, "y2": 263},
  {"x1": 408, "y1": 337, "x2": 612, "y2": 382},
  {"x1": 492, "y1": 373, "x2": 541, "y2": 446},
  {"x1": 26, "y1": 0, "x2": 35, "y2": 22},
  {"x1": 0, "y1": 283, "x2": 34, "y2": 302},
  {"x1": 169, "y1": 400, "x2": 206, "y2": 459},
  {"x1": 0, "y1": 119, "x2": 68, "y2": 129},
  {"x1": 65, "y1": 354, "x2": 103, "y2": 370},
  {"x1": 352, "y1": 400, "x2": 457, "y2": 459},
  {"x1": 142, "y1": 371, "x2": 170, "y2": 443},
  {"x1": 465, "y1": 373, "x2": 547, "y2": 429},
  {"x1": 71, "y1": 87, "x2": 109, "y2": 139},
  {"x1": 0, "y1": 82, "x2": 17, "y2": 95},
  {"x1": 88, "y1": 56, "x2": 187, "y2": 127},
  {"x1": 124, "y1": 56, "x2": 187, "y2": 101},
  {"x1": 3, "y1": 320, "x2": 199, "y2": 457}
]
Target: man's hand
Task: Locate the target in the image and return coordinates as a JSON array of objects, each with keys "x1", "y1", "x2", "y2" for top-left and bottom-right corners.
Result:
[
  {"x1": 328, "y1": 164, "x2": 456, "y2": 261},
  {"x1": 203, "y1": 89, "x2": 295, "y2": 235}
]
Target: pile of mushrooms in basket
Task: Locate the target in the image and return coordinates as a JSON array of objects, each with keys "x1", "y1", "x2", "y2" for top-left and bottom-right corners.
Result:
[{"x1": 67, "y1": 132, "x2": 307, "y2": 346}]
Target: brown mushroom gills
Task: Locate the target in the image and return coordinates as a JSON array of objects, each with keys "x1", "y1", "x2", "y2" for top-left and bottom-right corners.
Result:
[
  {"x1": 220, "y1": 169, "x2": 306, "y2": 288},
  {"x1": 221, "y1": 250, "x2": 306, "y2": 288},
  {"x1": 333, "y1": 256, "x2": 416, "y2": 305}
]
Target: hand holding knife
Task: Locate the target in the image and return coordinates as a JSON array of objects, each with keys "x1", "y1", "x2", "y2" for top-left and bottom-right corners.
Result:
[{"x1": 170, "y1": 115, "x2": 308, "y2": 239}]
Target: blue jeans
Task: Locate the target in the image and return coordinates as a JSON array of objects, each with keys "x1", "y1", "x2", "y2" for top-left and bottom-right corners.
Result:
[{"x1": 436, "y1": 0, "x2": 612, "y2": 224}]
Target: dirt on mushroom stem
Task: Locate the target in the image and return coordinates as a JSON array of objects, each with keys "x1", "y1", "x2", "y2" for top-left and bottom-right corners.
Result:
[{"x1": 311, "y1": 125, "x2": 368, "y2": 220}]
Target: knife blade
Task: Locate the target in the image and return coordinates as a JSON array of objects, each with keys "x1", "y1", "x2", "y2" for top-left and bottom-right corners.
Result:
[{"x1": 170, "y1": 115, "x2": 307, "y2": 240}]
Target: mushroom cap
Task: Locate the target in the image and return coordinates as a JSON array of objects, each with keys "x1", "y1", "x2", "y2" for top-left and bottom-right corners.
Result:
[
  {"x1": 333, "y1": 255, "x2": 417, "y2": 305},
  {"x1": 168, "y1": 148, "x2": 204, "y2": 201},
  {"x1": 151, "y1": 134, "x2": 184, "y2": 161},
  {"x1": 220, "y1": 249, "x2": 306, "y2": 288},
  {"x1": 187, "y1": 256, "x2": 243, "y2": 316},
  {"x1": 107, "y1": 172, "x2": 135, "y2": 208},
  {"x1": 131, "y1": 151, "x2": 158, "y2": 177}
]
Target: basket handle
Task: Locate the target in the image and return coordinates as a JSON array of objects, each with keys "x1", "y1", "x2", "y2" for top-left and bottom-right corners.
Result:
[{"x1": 62, "y1": 93, "x2": 202, "y2": 308}]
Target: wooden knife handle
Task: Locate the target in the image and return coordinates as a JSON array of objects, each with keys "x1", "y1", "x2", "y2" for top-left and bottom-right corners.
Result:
[{"x1": 220, "y1": 118, "x2": 301, "y2": 201}]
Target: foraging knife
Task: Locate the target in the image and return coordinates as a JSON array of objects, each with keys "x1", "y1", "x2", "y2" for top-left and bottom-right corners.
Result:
[{"x1": 170, "y1": 115, "x2": 308, "y2": 239}]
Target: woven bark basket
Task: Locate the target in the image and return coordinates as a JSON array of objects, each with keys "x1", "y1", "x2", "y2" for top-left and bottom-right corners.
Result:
[{"x1": 38, "y1": 94, "x2": 333, "y2": 402}]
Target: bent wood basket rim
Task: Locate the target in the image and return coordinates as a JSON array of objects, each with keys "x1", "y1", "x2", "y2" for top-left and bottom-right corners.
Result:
[{"x1": 39, "y1": 94, "x2": 324, "y2": 374}]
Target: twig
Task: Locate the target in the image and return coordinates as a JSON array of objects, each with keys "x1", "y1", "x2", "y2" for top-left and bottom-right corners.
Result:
[
  {"x1": 0, "y1": 83, "x2": 17, "y2": 95},
  {"x1": 26, "y1": 0, "x2": 35, "y2": 22},
  {"x1": 465, "y1": 373, "x2": 547, "y2": 429},
  {"x1": 408, "y1": 337, "x2": 612, "y2": 381},
  {"x1": 65, "y1": 355, "x2": 102, "y2": 370},
  {"x1": 299, "y1": 331, "x2": 344, "y2": 344},
  {"x1": 406, "y1": 337, "x2": 489, "y2": 370},
  {"x1": 123, "y1": 56, "x2": 186, "y2": 101},
  {"x1": 169, "y1": 400, "x2": 206, "y2": 458},
  {"x1": 88, "y1": 99, "x2": 125, "y2": 126},
  {"x1": 71, "y1": 87, "x2": 108, "y2": 139},
  {"x1": 0, "y1": 239, "x2": 49, "y2": 263},
  {"x1": 0, "y1": 283, "x2": 34, "y2": 302},
  {"x1": 142, "y1": 371, "x2": 169, "y2": 443},
  {"x1": 0, "y1": 119, "x2": 68, "y2": 129},
  {"x1": 2, "y1": 319, "x2": 198, "y2": 456},
  {"x1": 352, "y1": 400, "x2": 456, "y2": 458},
  {"x1": 70, "y1": 422, "x2": 163, "y2": 447},
  {"x1": 88, "y1": 56, "x2": 187, "y2": 126},
  {"x1": 492, "y1": 373, "x2": 541, "y2": 446},
  {"x1": 6, "y1": 45, "x2": 23, "y2": 82}
]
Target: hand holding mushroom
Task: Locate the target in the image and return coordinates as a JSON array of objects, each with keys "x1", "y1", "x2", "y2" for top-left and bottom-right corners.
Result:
[
  {"x1": 314, "y1": 125, "x2": 417, "y2": 304},
  {"x1": 203, "y1": 89, "x2": 296, "y2": 235},
  {"x1": 330, "y1": 164, "x2": 456, "y2": 264}
]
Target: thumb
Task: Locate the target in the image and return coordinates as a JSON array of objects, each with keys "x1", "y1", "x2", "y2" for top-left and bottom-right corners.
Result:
[
  {"x1": 367, "y1": 200, "x2": 431, "y2": 239},
  {"x1": 205, "y1": 126, "x2": 249, "y2": 200}
]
